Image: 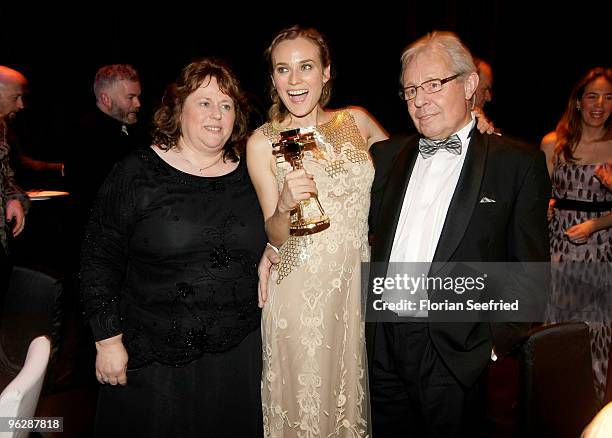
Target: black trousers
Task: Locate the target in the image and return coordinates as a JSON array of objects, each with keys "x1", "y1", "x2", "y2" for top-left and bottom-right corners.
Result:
[{"x1": 370, "y1": 322, "x2": 487, "y2": 438}]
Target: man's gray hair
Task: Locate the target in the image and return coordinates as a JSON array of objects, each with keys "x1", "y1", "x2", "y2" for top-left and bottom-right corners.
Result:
[
  {"x1": 400, "y1": 31, "x2": 476, "y2": 86},
  {"x1": 93, "y1": 64, "x2": 139, "y2": 99}
]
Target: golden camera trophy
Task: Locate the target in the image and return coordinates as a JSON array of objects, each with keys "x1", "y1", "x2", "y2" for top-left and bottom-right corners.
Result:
[{"x1": 273, "y1": 128, "x2": 330, "y2": 236}]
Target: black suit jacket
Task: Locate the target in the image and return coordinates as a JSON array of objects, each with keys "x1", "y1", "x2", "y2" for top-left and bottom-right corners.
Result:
[
  {"x1": 64, "y1": 109, "x2": 149, "y2": 229},
  {"x1": 367, "y1": 131, "x2": 551, "y2": 388}
]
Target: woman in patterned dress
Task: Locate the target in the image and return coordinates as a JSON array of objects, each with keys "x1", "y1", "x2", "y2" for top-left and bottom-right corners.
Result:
[
  {"x1": 247, "y1": 25, "x2": 388, "y2": 437},
  {"x1": 541, "y1": 67, "x2": 612, "y2": 404}
]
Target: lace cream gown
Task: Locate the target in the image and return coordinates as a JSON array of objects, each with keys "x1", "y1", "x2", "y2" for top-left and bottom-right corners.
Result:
[{"x1": 260, "y1": 110, "x2": 372, "y2": 437}]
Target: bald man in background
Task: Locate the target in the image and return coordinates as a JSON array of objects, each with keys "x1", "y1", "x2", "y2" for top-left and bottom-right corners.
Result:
[{"x1": 0, "y1": 66, "x2": 30, "y2": 307}]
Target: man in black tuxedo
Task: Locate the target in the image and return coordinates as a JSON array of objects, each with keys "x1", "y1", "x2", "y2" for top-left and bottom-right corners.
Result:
[{"x1": 367, "y1": 31, "x2": 551, "y2": 437}]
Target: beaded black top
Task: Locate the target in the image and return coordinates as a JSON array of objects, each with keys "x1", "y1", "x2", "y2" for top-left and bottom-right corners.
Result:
[{"x1": 80, "y1": 147, "x2": 265, "y2": 368}]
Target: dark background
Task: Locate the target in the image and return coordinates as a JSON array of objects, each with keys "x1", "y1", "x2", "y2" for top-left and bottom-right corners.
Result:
[
  {"x1": 1, "y1": 5, "x2": 607, "y2": 433},
  {"x1": 1, "y1": 1, "x2": 609, "y2": 163}
]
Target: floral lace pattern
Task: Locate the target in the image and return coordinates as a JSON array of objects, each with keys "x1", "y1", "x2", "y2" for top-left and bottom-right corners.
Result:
[{"x1": 259, "y1": 110, "x2": 372, "y2": 437}]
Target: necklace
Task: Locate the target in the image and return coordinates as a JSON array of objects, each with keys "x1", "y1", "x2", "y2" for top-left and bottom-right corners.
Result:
[
  {"x1": 180, "y1": 152, "x2": 224, "y2": 174},
  {"x1": 196, "y1": 155, "x2": 224, "y2": 173}
]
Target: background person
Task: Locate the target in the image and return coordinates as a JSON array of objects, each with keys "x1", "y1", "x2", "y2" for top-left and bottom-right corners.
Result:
[
  {"x1": 541, "y1": 67, "x2": 612, "y2": 405},
  {"x1": 64, "y1": 63, "x2": 147, "y2": 235},
  {"x1": 0, "y1": 66, "x2": 29, "y2": 310},
  {"x1": 473, "y1": 56, "x2": 493, "y2": 110}
]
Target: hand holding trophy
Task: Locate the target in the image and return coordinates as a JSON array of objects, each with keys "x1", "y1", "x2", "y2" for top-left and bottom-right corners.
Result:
[{"x1": 273, "y1": 128, "x2": 330, "y2": 236}]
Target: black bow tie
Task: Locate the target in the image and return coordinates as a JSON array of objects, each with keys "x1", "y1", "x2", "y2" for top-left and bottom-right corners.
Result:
[{"x1": 418, "y1": 134, "x2": 462, "y2": 159}]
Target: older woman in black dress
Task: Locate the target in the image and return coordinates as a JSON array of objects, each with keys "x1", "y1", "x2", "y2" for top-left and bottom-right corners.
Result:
[{"x1": 80, "y1": 58, "x2": 266, "y2": 437}]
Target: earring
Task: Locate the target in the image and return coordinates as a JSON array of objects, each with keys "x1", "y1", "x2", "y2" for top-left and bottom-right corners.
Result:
[{"x1": 576, "y1": 103, "x2": 581, "y2": 111}]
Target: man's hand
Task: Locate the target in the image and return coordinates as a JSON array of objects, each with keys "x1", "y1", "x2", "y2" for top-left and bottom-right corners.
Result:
[
  {"x1": 5, "y1": 199, "x2": 25, "y2": 236},
  {"x1": 258, "y1": 244, "x2": 280, "y2": 308}
]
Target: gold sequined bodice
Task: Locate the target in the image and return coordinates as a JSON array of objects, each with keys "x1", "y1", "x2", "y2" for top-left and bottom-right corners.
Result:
[{"x1": 259, "y1": 110, "x2": 374, "y2": 283}]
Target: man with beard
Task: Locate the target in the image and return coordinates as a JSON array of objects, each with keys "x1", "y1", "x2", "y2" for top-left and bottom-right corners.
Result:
[
  {"x1": 65, "y1": 64, "x2": 147, "y2": 240},
  {"x1": 0, "y1": 66, "x2": 29, "y2": 308},
  {"x1": 60, "y1": 65, "x2": 147, "y2": 390}
]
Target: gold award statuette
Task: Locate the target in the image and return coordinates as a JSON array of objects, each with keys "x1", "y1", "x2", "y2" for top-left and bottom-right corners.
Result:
[{"x1": 273, "y1": 128, "x2": 330, "y2": 236}]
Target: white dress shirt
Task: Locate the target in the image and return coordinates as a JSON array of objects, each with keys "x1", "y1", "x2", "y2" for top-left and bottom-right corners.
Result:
[
  {"x1": 386, "y1": 118, "x2": 499, "y2": 360},
  {"x1": 389, "y1": 118, "x2": 475, "y2": 264}
]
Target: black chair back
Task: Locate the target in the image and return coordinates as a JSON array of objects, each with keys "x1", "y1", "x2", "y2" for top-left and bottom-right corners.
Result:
[
  {"x1": 519, "y1": 322, "x2": 598, "y2": 437},
  {"x1": 0, "y1": 266, "x2": 63, "y2": 389}
]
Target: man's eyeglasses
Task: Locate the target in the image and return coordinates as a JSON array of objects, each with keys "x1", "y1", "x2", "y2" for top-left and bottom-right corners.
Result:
[{"x1": 399, "y1": 73, "x2": 462, "y2": 101}]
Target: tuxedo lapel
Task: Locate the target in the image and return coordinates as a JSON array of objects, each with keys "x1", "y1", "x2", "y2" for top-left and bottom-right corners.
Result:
[
  {"x1": 432, "y1": 131, "x2": 488, "y2": 264},
  {"x1": 376, "y1": 139, "x2": 420, "y2": 263}
]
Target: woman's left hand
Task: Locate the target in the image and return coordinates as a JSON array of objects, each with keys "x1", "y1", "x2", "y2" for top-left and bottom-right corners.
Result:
[{"x1": 565, "y1": 220, "x2": 596, "y2": 244}]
